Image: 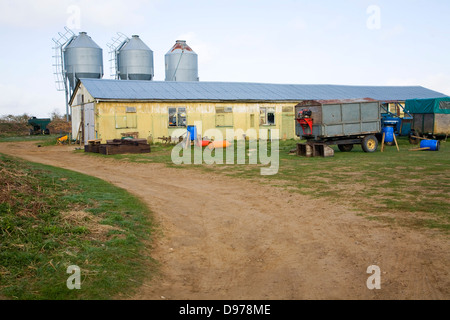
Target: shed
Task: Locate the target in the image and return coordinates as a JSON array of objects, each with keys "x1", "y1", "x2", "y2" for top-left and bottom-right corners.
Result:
[
  {"x1": 69, "y1": 79, "x2": 447, "y2": 144},
  {"x1": 406, "y1": 97, "x2": 450, "y2": 136}
]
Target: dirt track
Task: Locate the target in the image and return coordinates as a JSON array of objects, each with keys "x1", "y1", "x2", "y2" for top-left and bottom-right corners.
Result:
[{"x1": 1, "y1": 141, "x2": 449, "y2": 300}]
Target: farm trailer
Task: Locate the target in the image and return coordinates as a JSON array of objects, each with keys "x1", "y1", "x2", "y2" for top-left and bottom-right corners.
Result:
[
  {"x1": 295, "y1": 98, "x2": 381, "y2": 156},
  {"x1": 27, "y1": 117, "x2": 51, "y2": 135}
]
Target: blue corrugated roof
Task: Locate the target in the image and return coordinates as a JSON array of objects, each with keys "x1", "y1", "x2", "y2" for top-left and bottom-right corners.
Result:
[{"x1": 77, "y1": 78, "x2": 447, "y2": 102}]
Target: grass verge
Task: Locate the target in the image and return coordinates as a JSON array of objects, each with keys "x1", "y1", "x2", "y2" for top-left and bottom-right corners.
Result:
[
  {"x1": 0, "y1": 153, "x2": 156, "y2": 300},
  {"x1": 0, "y1": 134, "x2": 60, "y2": 144}
]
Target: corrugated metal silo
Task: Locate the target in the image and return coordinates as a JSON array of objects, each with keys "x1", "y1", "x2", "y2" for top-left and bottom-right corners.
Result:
[
  {"x1": 63, "y1": 31, "x2": 103, "y2": 91},
  {"x1": 165, "y1": 40, "x2": 199, "y2": 81},
  {"x1": 117, "y1": 35, "x2": 154, "y2": 80}
]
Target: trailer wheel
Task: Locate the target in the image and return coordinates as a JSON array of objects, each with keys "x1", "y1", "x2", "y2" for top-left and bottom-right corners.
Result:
[
  {"x1": 361, "y1": 135, "x2": 378, "y2": 153},
  {"x1": 338, "y1": 144, "x2": 354, "y2": 152}
]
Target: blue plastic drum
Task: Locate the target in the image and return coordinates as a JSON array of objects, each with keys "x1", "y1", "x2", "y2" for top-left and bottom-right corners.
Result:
[
  {"x1": 383, "y1": 126, "x2": 394, "y2": 143},
  {"x1": 187, "y1": 125, "x2": 197, "y2": 141},
  {"x1": 420, "y1": 140, "x2": 440, "y2": 151}
]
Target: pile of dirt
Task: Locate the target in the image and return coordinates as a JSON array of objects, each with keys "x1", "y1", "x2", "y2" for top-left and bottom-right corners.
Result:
[
  {"x1": 0, "y1": 113, "x2": 70, "y2": 136},
  {"x1": 0, "y1": 122, "x2": 29, "y2": 136},
  {"x1": 0, "y1": 114, "x2": 31, "y2": 136},
  {"x1": 47, "y1": 120, "x2": 71, "y2": 135}
]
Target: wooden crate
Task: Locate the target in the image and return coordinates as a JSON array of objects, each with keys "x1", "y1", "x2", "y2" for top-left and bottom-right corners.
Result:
[
  {"x1": 86, "y1": 138, "x2": 151, "y2": 155},
  {"x1": 98, "y1": 140, "x2": 151, "y2": 155},
  {"x1": 297, "y1": 143, "x2": 312, "y2": 157},
  {"x1": 296, "y1": 143, "x2": 334, "y2": 158}
]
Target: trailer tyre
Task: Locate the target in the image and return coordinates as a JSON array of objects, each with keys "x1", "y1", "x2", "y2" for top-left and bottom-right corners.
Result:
[
  {"x1": 338, "y1": 144, "x2": 354, "y2": 152},
  {"x1": 361, "y1": 135, "x2": 378, "y2": 153}
]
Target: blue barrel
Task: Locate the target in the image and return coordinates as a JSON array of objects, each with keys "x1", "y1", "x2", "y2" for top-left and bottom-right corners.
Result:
[
  {"x1": 420, "y1": 139, "x2": 440, "y2": 151},
  {"x1": 383, "y1": 126, "x2": 394, "y2": 143},
  {"x1": 187, "y1": 125, "x2": 197, "y2": 141}
]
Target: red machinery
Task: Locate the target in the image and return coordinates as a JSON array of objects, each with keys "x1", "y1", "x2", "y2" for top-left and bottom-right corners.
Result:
[{"x1": 296, "y1": 109, "x2": 313, "y2": 136}]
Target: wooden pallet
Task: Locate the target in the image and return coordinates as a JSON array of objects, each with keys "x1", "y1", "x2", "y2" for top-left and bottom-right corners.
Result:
[{"x1": 85, "y1": 139, "x2": 151, "y2": 155}]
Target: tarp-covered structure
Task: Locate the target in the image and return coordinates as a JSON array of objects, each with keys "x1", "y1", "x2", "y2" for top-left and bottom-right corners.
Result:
[
  {"x1": 406, "y1": 97, "x2": 450, "y2": 114},
  {"x1": 406, "y1": 97, "x2": 450, "y2": 136}
]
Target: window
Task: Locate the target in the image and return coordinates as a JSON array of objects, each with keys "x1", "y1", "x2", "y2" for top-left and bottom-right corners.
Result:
[
  {"x1": 260, "y1": 107, "x2": 275, "y2": 125},
  {"x1": 115, "y1": 106, "x2": 137, "y2": 129},
  {"x1": 76, "y1": 94, "x2": 84, "y2": 105},
  {"x1": 168, "y1": 107, "x2": 186, "y2": 127},
  {"x1": 439, "y1": 101, "x2": 450, "y2": 110},
  {"x1": 250, "y1": 114, "x2": 255, "y2": 128},
  {"x1": 215, "y1": 106, "x2": 233, "y2": 127}
]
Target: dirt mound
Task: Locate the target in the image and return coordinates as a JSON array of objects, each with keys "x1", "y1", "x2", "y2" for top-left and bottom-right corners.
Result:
[
  {"x1": 0, "y1": 114, "x2": 35, "y2": 137},
  {"x1": 47, "y1": 120, "x2": 71, "y2": 135}
]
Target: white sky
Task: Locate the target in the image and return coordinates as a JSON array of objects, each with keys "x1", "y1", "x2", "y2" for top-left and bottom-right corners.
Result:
[{"x1": 0, "y1": 0, "x2": 449, "y2": 117}]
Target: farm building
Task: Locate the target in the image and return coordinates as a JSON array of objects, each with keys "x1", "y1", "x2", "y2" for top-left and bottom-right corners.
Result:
[{"x1": 69, "y1": 78, "x2": 447, "y2": 144}]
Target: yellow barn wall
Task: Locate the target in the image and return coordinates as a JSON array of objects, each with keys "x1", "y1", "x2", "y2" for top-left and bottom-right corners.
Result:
[{"x1": 93, "y1": 101, "x2": 299, "y2": 142}]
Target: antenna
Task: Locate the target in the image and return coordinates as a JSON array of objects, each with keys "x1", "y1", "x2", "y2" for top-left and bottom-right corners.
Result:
[{"x1": 106, "y1": 32, "x2": 129, "y2": 79}]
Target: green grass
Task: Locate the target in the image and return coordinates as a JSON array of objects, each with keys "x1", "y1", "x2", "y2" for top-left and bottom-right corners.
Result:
[
  {"x1": 0, "y1": 153, "x2": 157, "y2": 300},
  {"x1": 0, "y1": 134, "x2": 60, "y2": 144},
  {"x1": 80, "y1": 137, "x2": 450, "y2": 232},
  {"x1": 74, "y1": 143, "x2": 174, "y2": 165}
]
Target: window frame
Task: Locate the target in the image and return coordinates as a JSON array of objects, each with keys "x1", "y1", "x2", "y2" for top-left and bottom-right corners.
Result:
[
  {"x1": 168, "y1": 106, "x2": 187, "y2": 128},
  {"x1": 115, "y1": 106, "x2": 137, "y2": 129},
  {"x1": 260, "y1": 107, "x2": 276, "y2": 126},
  {"x1": 439, "y1": 101, "x2": 450, "y2": 110},
  {"x1": 215, "y1": 106, "x2": 234, "y2": 127}
]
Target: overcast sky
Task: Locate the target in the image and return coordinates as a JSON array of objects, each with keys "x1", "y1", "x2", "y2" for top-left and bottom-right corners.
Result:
[{"x1": 0, "y1": 0, "x2": 449, "y2": 117}]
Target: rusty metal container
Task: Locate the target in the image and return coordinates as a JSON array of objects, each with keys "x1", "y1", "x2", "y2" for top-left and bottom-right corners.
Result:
[{"x1": 295, "y1": 98, "x2": 381, "y2": 140}]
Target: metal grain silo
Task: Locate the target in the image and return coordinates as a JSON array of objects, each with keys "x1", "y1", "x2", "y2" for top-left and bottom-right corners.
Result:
[
  {"x1": 165, "y1": 40, "x2": 199, "y2": 81},
  {"x1": 63, "y1": 32, "x2": 103, "y2": 91},
  {"x1": 117, "y1": 35, "x2": 154, "y2": 80}
]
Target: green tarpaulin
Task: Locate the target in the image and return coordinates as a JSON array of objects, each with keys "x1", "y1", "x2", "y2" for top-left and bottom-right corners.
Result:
[{"x1": 406, "y1": 97, "x2": 450, "y2": 114}]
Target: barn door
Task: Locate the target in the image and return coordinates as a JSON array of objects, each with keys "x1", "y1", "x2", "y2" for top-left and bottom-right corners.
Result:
[
  {"x1": 281, "y1": 106, "x2": 295, "y2": 139},
  {"x1": 83, "y1": 103, "x2": 95, "y2": 145}
]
